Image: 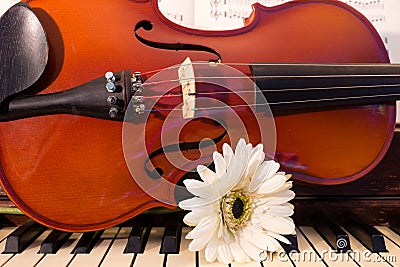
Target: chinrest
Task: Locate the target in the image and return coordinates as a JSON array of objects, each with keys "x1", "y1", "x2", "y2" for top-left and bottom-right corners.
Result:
[{"x1": 0, "y1": 2, "x2": 48, "y2": 105}]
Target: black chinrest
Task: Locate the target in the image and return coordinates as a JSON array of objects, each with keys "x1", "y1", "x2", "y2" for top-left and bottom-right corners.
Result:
[{"x1": 0, "y1": 2, "x2": 48, "y2": 104}]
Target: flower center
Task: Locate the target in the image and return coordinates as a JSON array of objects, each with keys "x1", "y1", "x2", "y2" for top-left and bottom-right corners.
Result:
[
  {"x1": 221, "y1": 191, "x2": 251, "y2": 229},
  {"x1": 232, "y1": 198, "x2": 244, "y2": 219}
]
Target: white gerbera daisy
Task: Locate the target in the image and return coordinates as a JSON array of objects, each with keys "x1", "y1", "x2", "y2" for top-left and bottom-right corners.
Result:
[{"x1": 178, "y1": 138, "x2": 295, "y2": 264}]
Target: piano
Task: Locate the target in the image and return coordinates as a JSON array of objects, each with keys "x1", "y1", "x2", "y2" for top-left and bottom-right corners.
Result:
[
  {"x1": 0, "y1": 213, "x2": 399, "y2": 266},
  {"x1": 0, "y1": 126, "x2": 399, "y2": 266}
]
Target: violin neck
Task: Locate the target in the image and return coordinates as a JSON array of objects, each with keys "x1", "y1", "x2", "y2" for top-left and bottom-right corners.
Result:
[{"x1": 251, "y1": 63, "x2": 400, "y2": 111}]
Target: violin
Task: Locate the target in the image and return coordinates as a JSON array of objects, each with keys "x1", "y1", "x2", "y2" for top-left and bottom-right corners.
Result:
[{"x1": 0, "y1": 0, "x2": 399, "y2": 231}]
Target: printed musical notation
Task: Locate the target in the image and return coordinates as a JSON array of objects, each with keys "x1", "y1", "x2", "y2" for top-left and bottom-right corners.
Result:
[
  {"x1": 158, "y1": 0, "x2": 400, "y2": 63},
  {"x1": 345, "y1": 0, "x2": 385, "y2": 9},
  {"x1": 158, "y1": 0, "x2": 194, "y2": 26}
]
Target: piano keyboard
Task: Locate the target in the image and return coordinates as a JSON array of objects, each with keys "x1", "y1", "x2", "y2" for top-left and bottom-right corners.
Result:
[{"x1": 0, "y1": 221, "x2": 399, "y2": 267}]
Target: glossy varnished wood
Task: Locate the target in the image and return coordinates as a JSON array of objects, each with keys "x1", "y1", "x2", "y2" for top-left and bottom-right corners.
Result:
[{"x1": 0, "y1": 0, "x2": 395, "y2": 231}]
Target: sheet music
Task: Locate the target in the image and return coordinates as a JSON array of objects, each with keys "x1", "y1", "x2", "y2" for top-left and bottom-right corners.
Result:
[
  {"x1": 158, "y1": 0, "x2": 195, "y2": 26},
  {"x1": 0, "y1": 0, "x2": 19, "y2": 17}
]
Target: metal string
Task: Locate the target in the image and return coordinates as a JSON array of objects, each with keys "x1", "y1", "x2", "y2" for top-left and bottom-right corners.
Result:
[{"x1": 136, "y1": 62, "x2": 400, "y2": 113}]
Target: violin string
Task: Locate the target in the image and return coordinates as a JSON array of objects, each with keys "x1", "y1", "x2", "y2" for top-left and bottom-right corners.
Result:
[
  {"x1": 140, "y1": 61, "x2": 400, "y2": 71},
  {"x1": 268, "y1": 93, "x2": 400, "y2": 106},
  {"x1": 142, "y1": 73, "x2": 400, "y2": 87},
  {"x1": 227, "y1": 62, "x2": 400, "y2": 67},
  {"x1": 140, "y1": 64, "x2": 184, "y2": 75},
  {"x1": 139, "y1": 61, "x2": 400, "y2": 85},
  {"x1": 138, "y1": 93, "x2": 400, "y2": 113},
  {"x1": 140, "y1": 83, "x2": 400, "y2": 100},
  {"x1": 135, "y1": 62, "x2": 400, "y2": 112}
]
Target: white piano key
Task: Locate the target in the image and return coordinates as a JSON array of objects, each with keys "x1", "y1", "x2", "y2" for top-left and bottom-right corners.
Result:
[
  {"x1": 342, "y1": 228, "x2": 392, "y2": 267},
  {"x1": 230, "y1": 260, "x2": 260, "y2": 267},
  {"x1": 0, "y1": 227, "x2": 15, "y2": 242},
  {"x1": 100, "y1": 227, "x2": 134, "y2": 267},
  {"x1": 0, "y1": 227, "x2": 17, "y2": 266},
  {"x1": 3, "y1": 229, "x2": 51, "y2": 267},
  {"x1": 236, "y1": 249, "x2": 293, "y2": 266},
  {"x1": 198, "y1": 249, "x2": 293, "y2": 266},
  {"x1": 132, "y1": 227, "x2": 165, "y2": 267},
  {"x1": 300, "y1": 226, "x2": 358, "y2": 267},
  {"x1": 374, "y1": 226, "x2": 400, "y2": 265},
  {"x1": 264, "y1": 251, "x2": 294, "y2": 267},
  {"x1": 167, "y1": 227, "x2": 195, "y2": 267},
  {"x1": 288, "y1": 228, "x2": 325, "y2": 267},
  {"x1": 0, "y1": 238, "x2": 15, "y2": 265},
  {"x1": 67, "y1": 227, "x2": 119, "y2": 267},
  {"x1": 35, "y1": 233, "x2": 82, "y2": 267}
]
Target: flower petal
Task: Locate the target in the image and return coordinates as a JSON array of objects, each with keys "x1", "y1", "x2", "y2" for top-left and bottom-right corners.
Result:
[
  {"x1": 217, "y1": 241, "x2": 233, "y2": 264},
  {"x1": 256, "y1": 174, "x2": 287, "y2": 195},
  {"x1": 187, "y1": 215, "x2": 219, "y2": 239},
  {"x1": 197, "y1": 165, "x2": 217, "y2": 184},
  {"x1": 188, "y1": 233, "x2": 214, "y2": 251},
  {"x1": 267, "y1": 231, "x2": 292, "y2": 245},
  {"x1": 240, "y1": 227, "x2": 280, "y2": 252},
  {"x1": 266, "y1": 204, "x2": 294, "y2": 217},
  {"x1": 178, "y1": 196, "x2": 212, "y2": 209},
  {"x1": 249, "y1": 160, "x2": 280, "y2": 192},
  {"x1": 275, "y1": 181, "x2": 293, "y2": 193},
  {"x1": 222, "y1": 142, "x2": 234, "y2": 168},
  {"x1": 182, "y1": 179, "x2": 211, "y2": 199},
  {"x1": 257, "y1": 189, "x2": 295, "y2": 205},
  {"x1": 262, "y1": 235, "x2": 281, "y2": 252},
  {"x1": 217, "y1": 156, "x2": 247, "y2": 195},
  {"x1": 183, "y1": 206, "x2": 216, "y2": 226},
  {"x1": 240, "y1": 239, "x2": 262, "y2": 261},
  {"x1": 213, "y1": 151, "x2": 226, "y2": 178},
  {"x1": 257, "y1": 214, "x2": 295, "y2": 235},
  {"x1": 205, "y1": 237, "x2": 218, "y2": 262},
  {"x1": 229, "y1": 242, "x2": 250, "y2": 263},
  {"x1": 245, "y1": 144, "x2": 264, "y2": 179},
  {"x1": 183, "y1": 173, "x2": 240, "y2": 202},
  {"x1": 187, "y1": 219, "x2": 219, "y2": 252},
  {"x1": 250, "y1": 143, "x2": 264, "y2": 158}
]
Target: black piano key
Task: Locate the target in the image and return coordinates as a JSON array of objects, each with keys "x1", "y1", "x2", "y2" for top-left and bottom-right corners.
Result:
[
  {"x1": 346, "y1": 223, "x2": 387, "y2": 252},
  {"x1": 160, "y1": 223, "x2": 182, "y2": 254},
  {"x1": 72, "y1": 230, "x2": 103, "y2": 254},
  {"x1": 315, "y1": 216, "x2": 351, "y2": 252},
  {"x1": 3, "y1": 220, "x2": 46, "y2": 253},
  {"x1": 195, "y1": 251, "x2": 200, "y2": 267},
  {"x1": 0, "y1": 214, "x2": 13, "y2": 228},
  {"x1": 39, "y1": 230, "x2": 72, "y2": 254},
  {"x1": 280, "y1": 234, "x2": 299, "y2": 253},
  {"x1": 124, "y1": 220, "x2": 151, "y2": 253}
]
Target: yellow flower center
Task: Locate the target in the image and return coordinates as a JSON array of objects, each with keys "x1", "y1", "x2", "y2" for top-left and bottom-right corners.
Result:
[{"x1": 221, "y1": 191, "x2": 251, "y2": 229}]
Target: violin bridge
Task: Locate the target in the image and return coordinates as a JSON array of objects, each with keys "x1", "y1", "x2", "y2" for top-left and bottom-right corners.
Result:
[{"x1": 178, "y1": 57, "x2": 196, "y2": 119}]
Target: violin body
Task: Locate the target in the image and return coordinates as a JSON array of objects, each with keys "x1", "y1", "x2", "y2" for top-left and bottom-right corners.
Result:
[{"x1": 0, "y1": 0, "x2": 395, "y2": 231}]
